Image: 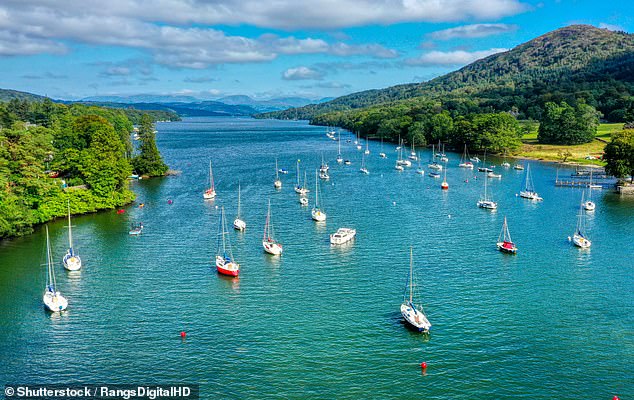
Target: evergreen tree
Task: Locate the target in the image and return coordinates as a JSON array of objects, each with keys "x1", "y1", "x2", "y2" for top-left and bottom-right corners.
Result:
[{"x1": 132, "y1": 114, "x2": 168, "y2": 176}]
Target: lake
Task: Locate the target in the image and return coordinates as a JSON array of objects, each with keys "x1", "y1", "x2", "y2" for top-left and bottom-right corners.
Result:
[{"x1": 0, "y1": 117, "x2": 632, "y2": 399}]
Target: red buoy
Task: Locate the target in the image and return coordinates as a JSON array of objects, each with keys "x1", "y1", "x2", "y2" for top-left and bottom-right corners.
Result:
[
  {"x1": 180, "y1": 331, "x2": 186, "y2": 338},
  {"x1": 420, "y1": 362, "x2": 427, "y2": 369},
  {"x1": 613, "y1": 396, "x2": 619, "y2": 400},
  {"x1": 117, "y1": 209, "x2": 125, "y2": 214},
  {"x1": 168, "y1": 199, "x2": 173, "y2": 205}
]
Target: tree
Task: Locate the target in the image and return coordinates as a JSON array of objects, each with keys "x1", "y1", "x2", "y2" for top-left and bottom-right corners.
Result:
[
  {"x1": 132, "y1": 114, "x2": 168, "y2": 176},
  {"x1": 604, "y1": 129, "x2": 634, "y2": 182},
  {"x1": 538, "y1": 101, "x2": 600, "y2": 144}
]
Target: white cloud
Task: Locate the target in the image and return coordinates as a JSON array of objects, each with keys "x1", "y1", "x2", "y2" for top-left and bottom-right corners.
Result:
[
  {"x1": 5, "y1": 0, "x2": 528, "y2": 30},
  {"x1": 282, "y1": 66, "x2": 325, "y2": 80},
  {"x1": 598, "y1": 23, "x2": 623, "y2": 32},
  {"x1": 405, "y1": 48, "x2": 508, "y2": 66},
  {"x1": 0, "y1": 3, "x2": 400, "y2": 68},
  {"x1": 428, "y1": 23, "x2": 518, "y2": 40}
]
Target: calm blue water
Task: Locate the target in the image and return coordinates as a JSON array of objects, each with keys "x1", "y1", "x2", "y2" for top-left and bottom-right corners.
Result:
[{"x1": 0, "y1": 117, "x2": 632, "y2": 399}]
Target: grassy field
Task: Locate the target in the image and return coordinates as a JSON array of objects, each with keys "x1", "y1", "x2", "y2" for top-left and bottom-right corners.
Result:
[{"x1": 513, "y1": 122, "x2": 623, "y2": 165}]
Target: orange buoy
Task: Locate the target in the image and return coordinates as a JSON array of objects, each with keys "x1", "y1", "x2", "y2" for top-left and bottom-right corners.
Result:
[
  {"x1": 180, "y1": 331, "x2": 186, "y2": 338},
  {"x1": 420, "y1": 362, "x2": 427, "y2": 369}
]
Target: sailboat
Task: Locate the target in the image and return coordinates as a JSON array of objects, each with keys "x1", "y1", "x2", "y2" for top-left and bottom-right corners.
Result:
[
  {"x1": 203, "y1": 160, "x2": 216, "y2": 199},
  {"x1": 263, "y1": 199, "x2": 283, "y2": 255},
  {"x1": 570, "y1": 193, "x2": 592, "y2": 248},
  {"x1": 379, "y1": 137, "x2": 387, "y2": 158},
  {"x1": 364, "y1": 139, "x2": 370, "y2": 155},
  {"x1": 216, "y1": 206, "x2": 240, "y2": 276},
  {"x1": 519, "y1": 164, "x2": 543, "y2": 201},
  {"x1": 428, "y1": 144, "x2": 442, "y2": 170},
  {"x1": 62, "y1": 201, "x2": 81, "y2": 271},
  {"x1": 478, "y1": 149, "x2": 493, "y2": 172},
  {"x1": 408, "y1": 138, "x2": 417, "y2": 161},
  {"x1": 233, "y1": 183, "x2": 246, "y2": 231},
  {"x1": 477, "y1": 173, "x2": 497, "y2": 209},
  {"x1": 274, "y1": 159, "x2": 282, "y2": 189},
  {"x1": 441, "y1": 163, "x2": 449, "y2": 190},
  {"x1": 439, "y1": 144, "x2": 449, "y2": 163},
  {"x1": 294, "y1": 161, "x2": 309, "y2": 195},
  {"x1": 356, "y1": 133, "x2": 362, "y2": 150},
  {"x1": 400, "y1": 247, "x2": 431, "y2": 333},
  {"x1": 501, "y1": 150, "x2": 511, "y2": 168},
  {"x1": 588, "y1": 170, "x2": 602, "y2": 189},
  {"x1": 513, "y1": 163, "x2": 524, "y2": 170},
  {"x1": 336, "y1": 133, "x2": 343, "y2": 163},
  {"x1": 496, "y1": 217, "x2": 517, "y2": 254},
  {"x1": 416, "y1": 152, "x2": 425, "y2": 175},
  {"x1": 43, "y1": 226, "x2": 68, "y2": 312},
  {"x1": 311, "y1": 170, "x2": 327, "y2": 222},
  {"x1": 360, "y1": 153, "x2": 369, "y2": 174},
  {"x1": 458, "y1": 144, "x2": 474, "y2": 169}
]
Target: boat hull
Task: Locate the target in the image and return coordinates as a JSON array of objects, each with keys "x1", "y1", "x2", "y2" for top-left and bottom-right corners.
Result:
[
  {"x1": 400, "y1": 303, "x2": 431, "y2": 333},
  {"x1": 263, "y1": 241, "x2": 283, "y2": 255},
  {"x1": 233, "y1": 219, "x2": 246, "y2": 231},
  {"x1": 311, "y1": 209, "x2": 326, "y2": 222},
  {"x1": 216, "y1": 257, "x2": 239, "y2": 277},
  {"x1": 572, "y1": 234, "x2": 591, "y2": 248},
  {"x1": 519, "y1": 191, "x2": 543, "y2": 201},
  {"x1": 43, "y1": 291, "x2": 68, "y2": 312},
  {"x1": 497, "y1": 242, "x2": 517, "y2": 254},
  {"x1": 203, "y1": 190, "x2": 216, "y2": 200},
  {"x1": 63, "y1": 253, "x2": 82, "y2": 271},
  {"x1": 330, "y1": 228, "x2": 356, "y2": 245}
]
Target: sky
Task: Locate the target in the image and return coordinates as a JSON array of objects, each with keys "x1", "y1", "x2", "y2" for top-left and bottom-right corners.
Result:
[{"x1": 0, "y1": 0, "x2": 631, "y2": 101}]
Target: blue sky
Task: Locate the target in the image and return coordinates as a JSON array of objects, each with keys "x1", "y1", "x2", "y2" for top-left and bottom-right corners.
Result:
[{"x1": 0, "y1": 0, "x2": 630, "y2": 100}]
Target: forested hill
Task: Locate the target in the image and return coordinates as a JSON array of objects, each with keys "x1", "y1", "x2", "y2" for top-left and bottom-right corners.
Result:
[{"x1": 256, "y1": 25, "x2": 634, "y2": 122}]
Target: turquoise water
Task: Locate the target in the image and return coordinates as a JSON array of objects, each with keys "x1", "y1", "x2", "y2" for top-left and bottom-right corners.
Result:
[{"x1": 1, "y1": 117, "x2": 632, "y2": 399}]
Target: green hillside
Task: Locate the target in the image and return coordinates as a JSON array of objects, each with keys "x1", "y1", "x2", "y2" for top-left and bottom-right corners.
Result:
[{"x1": 257, "y1": 25, "x2": 634, "y2": 122}]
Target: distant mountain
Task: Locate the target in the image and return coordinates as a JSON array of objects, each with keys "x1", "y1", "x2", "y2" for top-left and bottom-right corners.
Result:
[
  {"x1": 82, "y1": 94, "x2": 202, "y2": 103},
  {"x1": 258, "y1": 25, "x2": 634, "y2": 122},
  {"x1": 79, "y1": 100, "x2": 257, "y2": 117},
  {"x1": 0, "y1": 88, "x2": 47, "y2": 102}
]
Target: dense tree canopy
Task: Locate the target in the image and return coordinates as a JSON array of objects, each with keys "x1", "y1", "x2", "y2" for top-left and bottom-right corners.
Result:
[
  {"x1": 604, "y1": 129, "x2": 634, "y2": 182},
  {"x1": 537, "y1": 101, "x2": 601, "y2": 144},
  {"x1": 132, "y1": 114, "x2": 169, "y2": 177},
  {"x1": 0, "y1": 100, "x2": 168, "y2": 238}
]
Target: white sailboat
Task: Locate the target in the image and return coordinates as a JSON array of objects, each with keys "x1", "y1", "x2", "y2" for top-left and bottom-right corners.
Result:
[
  {"x1": 408, "y1": 138, "x2": 417, "y2": 161},
  {"x1": 311, "y1": 170, "x2": 327, "y2": 222},
  {"x1": 477, "y1": 173, "x2": 498, "y2": 209},
  {"x1": 379, "y1": 137, "x2": 387, "y2": 158},
  {"x1": 203, "y1": 160, "x2": 216, "y2": 199},
  {"x1": 294, "y1": 161, "x2": 309, "y2": 195},
  {"x1": 588, "y1": 170, "x2": 602, "y2": 189},
  {"x1": 400, "y1": 247, "x2": 431, "y2": 333},
  {"x1": 584, "y1": 172, "x2": 597, "y2": 210},
  {"x1": 43, "y1": 226, "x2": 68, "y2": 312},
  {"x1": 458, "y1": 144, "x2": 474, "y2": 169},
  {"x1": 501, "y1": 150, "x2": 511, "y2": 168},
  {"x1": 62, "y1": 201, "x2": 81, "y2": 271},
  {"x1": 263, "y1": 199, "x2": 283, "y2": 255},
  {"x1": 336, "y1": 133, "x2": 343, "y2": 163},
  {"x1": 439, "y1": 144, "x2": 449, "y2": 163},
  {"x1": 519, "y1": 164, "x2": 543, "y2": 201},
  {"x1": 428, "y1": 144, "x2": 442, "y2": 170},
  {"x1": 364, "y1": 139, "x2": 370, "y2": 155},
  {"x1": 274, "y1": 158, "x2": 282, "y2": 189},
  {"x1": 233, "y1": 183, "x2": 246, "y2": 231},
  {"x1": 570, "y1": 193, "x2": 592, "y2": 248},
  {"x1": 360, "y1": 153, "x2": 369, "y2": 174},
  {"x1": 497, "y1": 217, "x2": 517, "y2": 253},
  {"x1": 416, "y1": 152, "x2": 425, "y2": 175},
  {"x1": 478, "y1": 149, "x2": 493, "y2": 172},
  {"x1": 216, "y1": 206, "x2": 240, "y2": 276}
]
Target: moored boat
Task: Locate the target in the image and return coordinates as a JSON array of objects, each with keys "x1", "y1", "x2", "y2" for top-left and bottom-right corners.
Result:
[
  {"x1": 518, "y1": 164, "x2": 542, "y2": 201},
  {"x1": 62, "y1": 201, "x2": 81, "y2": 271},
  {"x1": 216, "y1": 206, "x2": 240, "y2": 276},
  {"x1": 330, "y1": 228, "x2": 356, "y2": 245},
  {"x1": 43, "y1": 226, "x2": 68, "y2": 312},
  {"x1": 263, "y1": 199, "x2": 283, "y2": 255},
  {"x1": 496, "y1": 217, "x2": 517, "y2": 254},
  {"x1": 203, "y1": 160, "x2": 216, "y2": 199},
  {"x1": 400, "y1": 247, "x2": 431, "y2": 333}
]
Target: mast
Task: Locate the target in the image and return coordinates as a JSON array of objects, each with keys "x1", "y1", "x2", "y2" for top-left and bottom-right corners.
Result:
[
  {"x1": 484, "y1": 172, "x2": 489, "y2": 200},
  {"x1": 338, "y1": 133, "x2": 341, "y2": 156},
  {"x1": 209, "y1": 160, "x2": 215, "y2": 191},
  {"x1": 577, "y1": 192, "x2": 586, "y2": 235},
  {"x1": 303, "y1": 171, "x2": 307, "y2": 190},
  {"x1": 46, "y1": 226, "x2": 55, "y2": 291},
  {"x1": 67, "y1": 200, "x2": 73, "y2": 253},
  {"x1": 263, "y1": 200, "x2": 270, "y2": 241},
  {"x1": 236, "y1": 183, "x2": 241, "y2": 219},
  {"x1": 275, "y1": 159, "x2": 279, "y2": 180},
  {"x1": 314, "y1": 169, "x2": 319, "y2": 208},
  {"x1": 525, "y1": 164, "x2": 533, "y2": 192},
  {"x1": 296, "y1": 160, "x2": 300, "y2": 187},
  {"x1": 409, "y1": 247, "x2": 413, "y2": 303}
]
